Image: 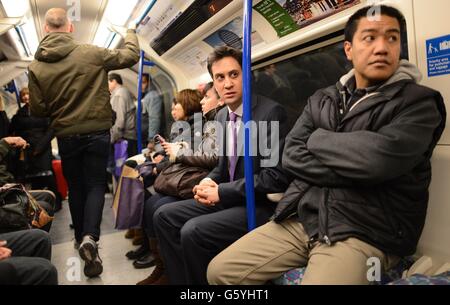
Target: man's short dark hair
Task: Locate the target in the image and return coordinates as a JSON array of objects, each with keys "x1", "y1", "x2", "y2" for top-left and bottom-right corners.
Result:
[
  {"x1": 108, "y1": 73, "x2": 123, "y2": 85},
  {"x1": 344, "y1": 5, "x2": 407, "y2": 43},
  {"x1": 207, "y1": 46, "x2": 242, "y2": 77}
]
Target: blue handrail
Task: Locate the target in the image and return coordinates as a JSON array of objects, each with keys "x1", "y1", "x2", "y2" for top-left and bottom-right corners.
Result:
[
  {"x1": 5, "y1": 80, "x2": 21, "y2": 108},
  {"x1": 242, "y1": 0, "x2": 256, "y2": 232},
  {"x1": 136, "y1": 0, "x2": 158, "y2": 27},
  {"x1": 137, "y1": 50, "x2": 155, "y2": 153}
]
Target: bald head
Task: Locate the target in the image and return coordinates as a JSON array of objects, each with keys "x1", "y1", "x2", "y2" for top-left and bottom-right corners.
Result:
[{"x1": 45, "y1": 8, "x2": 73, "y2": 33}]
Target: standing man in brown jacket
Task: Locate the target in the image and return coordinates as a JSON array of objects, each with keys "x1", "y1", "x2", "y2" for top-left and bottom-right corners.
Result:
[{"x1": 28, "y1": 8, "x2": 140, "y2": 278}]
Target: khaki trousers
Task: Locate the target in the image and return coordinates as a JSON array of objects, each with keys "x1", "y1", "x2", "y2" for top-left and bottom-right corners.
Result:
[{"x1": 208, "y1": 219, "x2": 398, "y2": 285}]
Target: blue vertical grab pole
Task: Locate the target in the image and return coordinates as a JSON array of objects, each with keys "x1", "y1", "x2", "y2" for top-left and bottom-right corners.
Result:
[
  {"x1": 137, "y1": 50, "x2": 145, "y2": 154},
  {"x1": 12, "y1": 80, "x2": 21, "y2": 108},
  {"x1": 242, "y1": 0, "x2": 256, "y2": 232}
]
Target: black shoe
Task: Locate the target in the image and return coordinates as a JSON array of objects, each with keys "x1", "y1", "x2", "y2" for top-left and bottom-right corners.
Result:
[
  {"x1": 126, "y1": 244, "x2": 150, "y2": 260},
  {"x1": 133, "y1": 254, "x2": 156, "y2": 269}
]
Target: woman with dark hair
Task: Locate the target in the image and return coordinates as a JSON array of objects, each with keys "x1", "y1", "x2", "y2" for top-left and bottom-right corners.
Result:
[
  {"x1": 135, "y1": 83, "x2": 224, "y2": 285},
  {"x1": 168, "y1": 89, "x2": 203, "y2": 142},
  {"x1": 10, "y1": 88, "x2": 62, "y2": 211}
]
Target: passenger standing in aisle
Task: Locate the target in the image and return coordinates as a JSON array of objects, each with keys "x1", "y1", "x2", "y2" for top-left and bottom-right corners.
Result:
[
  {"x1": 108, "y1": 73, "x2": 138, "y2": 158},
  {"x1": 141, "y1": 73, "x2": 163, "y2": 144},
  {"x1": 28, "y1": 8, "x2": 140, "y2": 278}
]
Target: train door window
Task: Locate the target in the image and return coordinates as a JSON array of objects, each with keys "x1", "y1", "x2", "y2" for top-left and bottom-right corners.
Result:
[
  {"x1": 145, "y1": 63, "x2": 177, "y2": 139},
  {"x1": 253, "y1": 40, "x2": 351, "y2": 130}
]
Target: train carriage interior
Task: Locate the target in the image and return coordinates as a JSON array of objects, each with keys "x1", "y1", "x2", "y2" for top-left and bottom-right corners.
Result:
[{"x1": 0, "y1": 0, "x2": 449, "y2": 286}]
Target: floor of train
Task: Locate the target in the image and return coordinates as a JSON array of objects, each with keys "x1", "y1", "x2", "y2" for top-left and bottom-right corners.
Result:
[{"x1": 50, "y1": 194, "x2": 152, "y2": 285}]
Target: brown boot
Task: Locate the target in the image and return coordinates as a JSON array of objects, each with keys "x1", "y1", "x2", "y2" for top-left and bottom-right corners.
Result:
[
  {"x1": 136, "y1": 260, "x2": 165, "y2": 285},
  {"x1": 124, "y1": 229, "x2": 135, "y2": 239},
  {"x1": 151, "y1": 273, "x2": 169, "y2": 285},
  {"x1": 132, "y1": 229, "x2": 144, "y2": 246},
  {"x1": 136, "y1": 238, "x2": 167, "y2": 285}
]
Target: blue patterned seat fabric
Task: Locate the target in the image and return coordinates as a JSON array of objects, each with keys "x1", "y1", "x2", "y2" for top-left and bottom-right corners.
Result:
[
  {"x1": 273, "y1": 257, "x2": 416, "y2": 285},
  {"x1": 388, "y1": 272, "x2": 450, "y2": 285}
]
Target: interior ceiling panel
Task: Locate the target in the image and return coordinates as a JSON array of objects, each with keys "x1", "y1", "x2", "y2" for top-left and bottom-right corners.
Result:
[
  {"x1": 30, "y1": 0, "x2": 108, "y2": 44},
  {"x1": 0, "y1": 61, "x2": 30, "y2": 87},
  {"x1": 0, "y1": 17, "x2": 21, "y2": 36}
]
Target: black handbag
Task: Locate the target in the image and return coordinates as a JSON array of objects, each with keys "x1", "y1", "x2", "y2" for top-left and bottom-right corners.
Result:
[
  {"x1": 0, "y1": 184, "x2": 31, "y2": 233},
  {"x1": 0, "y1": 184, "x2": 53, "y2": 233}
]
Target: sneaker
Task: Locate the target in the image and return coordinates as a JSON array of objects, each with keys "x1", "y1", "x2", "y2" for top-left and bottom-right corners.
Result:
[
  {"x1": 84, "y1": 255, "x2": 103, "y2": 278},
  {"x1": 79, "y1": 235, "x2": 103, "y2": 278}
]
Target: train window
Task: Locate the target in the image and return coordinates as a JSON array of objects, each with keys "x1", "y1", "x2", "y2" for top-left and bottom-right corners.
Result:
[
  {"x1": 146, "y1": 63, "x2": 178, "y2": 139},
  {"x1": 253, "y1": 40, "x2": 352, "y2": 130}
]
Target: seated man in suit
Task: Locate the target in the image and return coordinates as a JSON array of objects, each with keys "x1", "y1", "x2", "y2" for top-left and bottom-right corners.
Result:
[{"x1": 151, "y1": 46, "x2": 291, "y2": 285}]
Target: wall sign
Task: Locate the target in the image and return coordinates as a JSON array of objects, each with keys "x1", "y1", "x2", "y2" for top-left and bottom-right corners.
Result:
[{"x1": 426, "y1": 34, "x2": 450, "y2": 77}]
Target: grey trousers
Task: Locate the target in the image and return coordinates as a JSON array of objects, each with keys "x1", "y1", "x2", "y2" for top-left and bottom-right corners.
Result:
[{"x1": 0, "y1": 230, "x2": 58, "y2": 285}]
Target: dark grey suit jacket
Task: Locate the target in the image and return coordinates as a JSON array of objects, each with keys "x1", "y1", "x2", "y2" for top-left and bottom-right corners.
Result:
[{"x1": 208, "y1": 95, "x2": 290, "y2": 208}]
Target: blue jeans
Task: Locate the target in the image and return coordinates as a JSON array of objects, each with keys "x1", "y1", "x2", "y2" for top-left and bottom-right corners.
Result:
[{"x1": 58, "y1": 130, "x2": 110, "y2": 242}]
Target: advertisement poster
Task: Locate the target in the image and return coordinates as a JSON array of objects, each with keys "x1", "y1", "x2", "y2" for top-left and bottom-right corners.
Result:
[
  {"x1": 175, "y1": 46, "x2": 211, "y2": 75},
  {"x1": 255, "y1": 0, "x2": 361, "y2": 37},
  {"x1": 137, "y1": 0, "x2": 195, "y2": 42},
  {"x1": 203, "y1": 16, "x2": 265, "y2": 50}
]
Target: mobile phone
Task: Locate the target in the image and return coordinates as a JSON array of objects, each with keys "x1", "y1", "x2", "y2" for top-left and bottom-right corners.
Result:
[{"x1": 154, "y1": 134, "x2": 165, "y2": 144}]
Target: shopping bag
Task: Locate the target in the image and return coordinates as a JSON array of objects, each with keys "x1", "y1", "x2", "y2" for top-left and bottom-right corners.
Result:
[
  {"x1": 114, "y1": 140, "x2": 128, "y2": 178},
  {"x1": 112, "y1": 164, "x2": 144, "y2": 230}
]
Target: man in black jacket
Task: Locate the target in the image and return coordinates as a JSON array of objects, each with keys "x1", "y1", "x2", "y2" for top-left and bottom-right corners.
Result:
[
  {"x1": 152, "y1": 47, "x2": 290, "y2": 285},
  {"x1": 207, "y1": 5, "x2": 446, "y2": 285}
]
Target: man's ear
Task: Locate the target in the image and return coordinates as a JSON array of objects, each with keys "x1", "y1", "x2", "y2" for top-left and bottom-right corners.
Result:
[
  {"x1": 344, "y1": 41, "x2": 353, "y2": 61},
  {"x1": 44, "y1": 24, "x2": 50, "y2": 34},
  {"x1": 68, "y1": 23, "x2": 74, "y2": 33}
]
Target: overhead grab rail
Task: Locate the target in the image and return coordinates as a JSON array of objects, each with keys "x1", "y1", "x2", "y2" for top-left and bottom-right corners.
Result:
[{"x1": 135, "y1": 0, "x2": 157, "y2": 27}]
